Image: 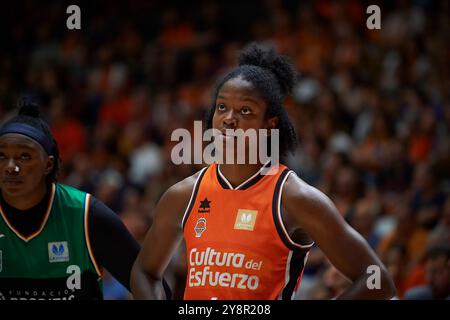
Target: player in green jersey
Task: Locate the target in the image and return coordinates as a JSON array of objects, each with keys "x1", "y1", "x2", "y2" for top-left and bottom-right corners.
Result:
[{"x1": 0, "y1": 100, "x2": 170, "y2": 300}]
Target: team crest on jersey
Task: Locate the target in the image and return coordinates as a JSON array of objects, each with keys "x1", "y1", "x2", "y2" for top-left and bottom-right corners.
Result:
[
  {"x1": 48, "y1": 241, "x2": 69, "y2": 263},
  {"x1": 194, "y1": 218, "x2": 207, "y2": 237},
  {"x1": 234, "y1": 209, "x2": 258, "y2": 231}
]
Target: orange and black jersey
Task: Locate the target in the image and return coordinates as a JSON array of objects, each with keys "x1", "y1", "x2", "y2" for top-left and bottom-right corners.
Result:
[{"x1": 182, "y1": 163, "x2": 314, "y2": 300}]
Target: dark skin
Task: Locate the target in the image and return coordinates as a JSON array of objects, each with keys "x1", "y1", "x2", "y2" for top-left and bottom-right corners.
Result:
[
  {"x1": 215, "y1": 78, "x2": 278, "y2": 180},
  {"x1": 0, "y1": 134, "x2": 54, "y2": 210},
  {"x1": 0, "y1": 133, "x2": 142, "y2": 295},
  {"x1": 131, "y1": 77, "x2": 396, "y2": 299}
]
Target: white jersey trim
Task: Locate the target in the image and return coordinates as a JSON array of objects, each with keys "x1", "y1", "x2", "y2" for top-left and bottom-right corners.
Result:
[
  {"x1": 181, "y1": 167, "x2": 208, "y2": 229},
  {"x1": 276, "y1": 171, "x2": 315, "y2": 250}
]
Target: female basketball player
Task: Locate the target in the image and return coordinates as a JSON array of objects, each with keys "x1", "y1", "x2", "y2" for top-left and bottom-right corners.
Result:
[
  {"x1": 131, "y1": 43, "x2": 396, "y2": 300},
  {"x1": 0, "y1": 101, "x2": 168, "y2": 300}
]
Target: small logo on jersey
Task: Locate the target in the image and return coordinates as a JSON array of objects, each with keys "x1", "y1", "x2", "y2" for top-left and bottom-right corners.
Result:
[
  {"x1": 48, "y1": 241, "x2": 69, "y2": 263},
  {"x1": 194, "y1": 218, "x2": 207, "y2": 237},
  {"x1": 234, "y1": 209, "x2": 258, "y2": 231},
  {"x1": 198, "y1": 198, "x2": 211, "y2": 213},
  {"x1": 0, "y1": 233, "x2": 5, "y2": 239}
]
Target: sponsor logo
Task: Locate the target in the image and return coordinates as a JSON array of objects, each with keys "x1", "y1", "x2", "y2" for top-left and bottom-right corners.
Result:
[
  {"x1": 0, "y1": 289, "x2": 76, "y2": 300},
  {"x1": 198, "y1": 198, "x2": 211, "y2": 214},
  {"x1": 234, "y1": 209, "x2": 258, "y2": 231},
  {"x1": 0, "y1": 265, "x2": 81, "y2": 300},
  {"x1": 48, "y1": 241, "x2": 69, "y2": 263},
  {"x1": 188, "y1": 247, "x2": 263, "y2": 291}
]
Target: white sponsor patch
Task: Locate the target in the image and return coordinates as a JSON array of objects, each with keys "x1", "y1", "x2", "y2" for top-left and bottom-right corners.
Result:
[{"x1": 48, "y1": 241, "x2": 69, "y2": 263}]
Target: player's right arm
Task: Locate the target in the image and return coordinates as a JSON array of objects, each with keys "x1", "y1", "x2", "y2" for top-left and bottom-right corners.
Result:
[{"x1": 130, "y1": 172, "x2": 198, "y2": 300}]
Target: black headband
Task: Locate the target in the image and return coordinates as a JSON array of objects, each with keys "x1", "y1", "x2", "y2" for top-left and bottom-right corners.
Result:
[{"x1": 0, "y1": 123, "x2": 54, "y2": 155}]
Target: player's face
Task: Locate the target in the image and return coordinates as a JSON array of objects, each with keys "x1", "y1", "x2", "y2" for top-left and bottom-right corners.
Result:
[
  {"x1": 212, "y1": 77, "x2": 278, "y2": 160},
  {"x1": 0, "y1": 133, "x2": 54, "y2": 200},
  {"x1": 213, "y1": 76, "x2": 277, "y2": 132}
]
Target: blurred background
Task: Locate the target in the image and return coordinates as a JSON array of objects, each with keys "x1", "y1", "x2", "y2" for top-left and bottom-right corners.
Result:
[{"x1": 0, "y1": 0, "x2": 449, "y2": 299}]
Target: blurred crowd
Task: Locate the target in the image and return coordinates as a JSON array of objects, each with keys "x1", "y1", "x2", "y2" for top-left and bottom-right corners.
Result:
[{"x1": 0, "y1": 0, "x2": 449, "y2": 299}]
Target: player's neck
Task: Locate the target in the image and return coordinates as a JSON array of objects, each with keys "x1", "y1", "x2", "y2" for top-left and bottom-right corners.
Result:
[
  {"x1": 1, "y1": 182, "x2": 48, "y2": 210},
  {"x1": 218, "y1": 163, "x2": 263, "y2": 189}
]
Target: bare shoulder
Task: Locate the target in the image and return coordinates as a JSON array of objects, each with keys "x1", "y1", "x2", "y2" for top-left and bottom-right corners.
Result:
[
  {"x1": 155, "y1": 168, "x2": 206, "y2": 224},
  {"x1": 282, "y1": 172, "x2": 341, "y2": 227},
  {"x1": 165, "y1": 169, "x2": 203, "y2": 200},
  {"x1": 283, "y1": 172, "x2": 335, "y2": 211}
]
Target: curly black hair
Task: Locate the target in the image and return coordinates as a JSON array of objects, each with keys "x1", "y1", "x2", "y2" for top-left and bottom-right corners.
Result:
[
  {"x1": 205, "y1": 42, "x2": 298, "y2": 157},
  {"x1": 2, "y1": 99, "x2": 60, "y2": 185}
]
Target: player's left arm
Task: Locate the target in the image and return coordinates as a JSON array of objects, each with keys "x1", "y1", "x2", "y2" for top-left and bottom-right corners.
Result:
[
  {"x1": 87, "y1": 197, "x2": 140, "y2": 291},
  {"x1": 282, "y1": 173, "x2": 396, "y2": 299}
]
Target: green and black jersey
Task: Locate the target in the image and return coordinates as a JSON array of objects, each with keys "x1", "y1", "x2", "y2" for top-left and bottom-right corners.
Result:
[{"x1": 0, "y1": 183, "x2": 103, "y2": 300}]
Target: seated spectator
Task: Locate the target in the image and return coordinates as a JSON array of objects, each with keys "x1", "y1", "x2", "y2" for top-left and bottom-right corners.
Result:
[{"x1": 404, "y1": 243, "x2": 450, "y2": 300}]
